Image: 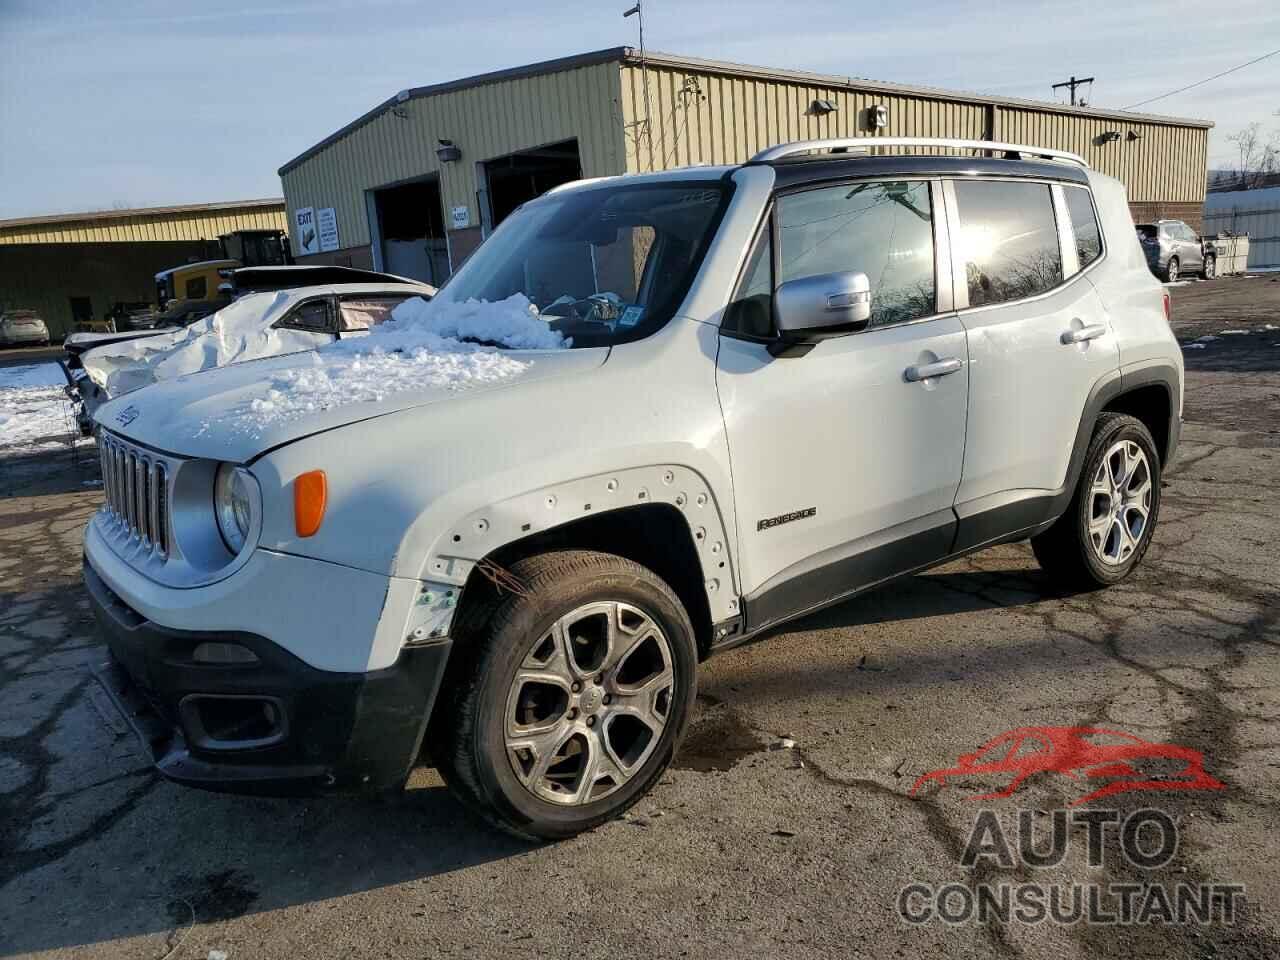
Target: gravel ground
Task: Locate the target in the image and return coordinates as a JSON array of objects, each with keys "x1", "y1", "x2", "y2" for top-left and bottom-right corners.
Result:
[{"x1": 1, "y1": 277, "x2": 1278, "y2": 959}]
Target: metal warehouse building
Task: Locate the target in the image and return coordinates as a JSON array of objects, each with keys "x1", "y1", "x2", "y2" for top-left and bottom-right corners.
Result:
[
  {"x1": 279, "y1": 47, "x2": 1212, "y2": 282},
  {"x1": 0, "y1": 199, "x2": 287, "y2": 337}
]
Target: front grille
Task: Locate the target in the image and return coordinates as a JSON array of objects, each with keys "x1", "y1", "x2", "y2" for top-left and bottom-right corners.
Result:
[{"x1": 99, "y1": 433, "x2": 170, "y2": 556}]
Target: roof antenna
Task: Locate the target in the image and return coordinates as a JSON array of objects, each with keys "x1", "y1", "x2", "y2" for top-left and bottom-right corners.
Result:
[{"x1": 623, "y1": 2, "x2": 659, "y2": 170}]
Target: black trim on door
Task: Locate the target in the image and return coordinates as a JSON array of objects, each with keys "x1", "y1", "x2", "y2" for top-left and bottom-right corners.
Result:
[{"x1": 740, "y1": 511, "x2": 956, "y2": 637}]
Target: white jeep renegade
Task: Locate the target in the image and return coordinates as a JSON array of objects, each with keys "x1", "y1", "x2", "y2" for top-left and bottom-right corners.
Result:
[{"x1": 86, "y1": 138, "x2": 1182, "y2": 839}]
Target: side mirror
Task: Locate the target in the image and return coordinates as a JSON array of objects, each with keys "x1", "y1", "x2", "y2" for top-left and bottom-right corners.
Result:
[{"x1": 775, "y1": 271, "x2": 871, "y2": 341}]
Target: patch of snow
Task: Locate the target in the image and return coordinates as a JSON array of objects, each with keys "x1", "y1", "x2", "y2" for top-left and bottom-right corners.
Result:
[
  {"x1": 198, "y1": 295, "x2": 569, "y2": 438},
  {"x1": 81, "y1": 292, "x2": 326, "y2": 398},
  {"x1": 373, "y1": 294, "x2": 568, "y2": 352},
  {"x1": 0, "y1": 362, "x2": 80, "y2": 455},
  {"x1": 1162, "y1": 281, "x2": 1191, "y2": 287},
  {"x1": 1193, "y1": 335, "x2": 1220, "y2": 343},
  {"x1": 0, "y1": 362, "x2": 65, "y2": 390},
  {"x1": 1182, "y1": 343, "x2": 1206, "y2": 350},
  {"x1": 1218, "y1": 329, "x2": 1248, "y2": 335},
  {"x1": 1263, "y1": 324, "x2": 1279, "y2": 331}
]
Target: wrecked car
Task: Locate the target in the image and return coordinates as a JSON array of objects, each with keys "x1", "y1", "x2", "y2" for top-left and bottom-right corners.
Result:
[
  {"x1": 85, "y1": 138, "x2": 1182, "y2": 840},
  {"x1": 66, "y1": 281, "x2": 434, "y2": 434}
]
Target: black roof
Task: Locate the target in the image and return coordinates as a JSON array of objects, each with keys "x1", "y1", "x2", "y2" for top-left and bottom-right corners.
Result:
[{"x1": 761, "y1": 154, "x2": 1090, "y2": 191}]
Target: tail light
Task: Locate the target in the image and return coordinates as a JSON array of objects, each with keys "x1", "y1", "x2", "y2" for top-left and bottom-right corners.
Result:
[{"x1": 1162, "y1": 291, "x2": 1171, "y2": 324}]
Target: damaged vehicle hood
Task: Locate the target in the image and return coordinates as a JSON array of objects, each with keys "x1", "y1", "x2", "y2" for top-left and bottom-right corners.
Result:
[{"x1": 96, "y1": 345, "x2": 608, "y2": 462}]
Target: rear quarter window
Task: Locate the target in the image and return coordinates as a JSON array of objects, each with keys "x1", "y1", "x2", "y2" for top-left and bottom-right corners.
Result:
[{"x1": 1063, "y1": 186, "x2": 1103, "y2": 270}]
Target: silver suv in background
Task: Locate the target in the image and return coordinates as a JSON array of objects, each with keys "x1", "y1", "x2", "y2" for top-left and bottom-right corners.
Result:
[
  {"x1": 0, "y1": 309, "x2": 51, "y2": 347},
  {"x1": 1136, "y1": 219, "x2": 1214, "y2": 281}
]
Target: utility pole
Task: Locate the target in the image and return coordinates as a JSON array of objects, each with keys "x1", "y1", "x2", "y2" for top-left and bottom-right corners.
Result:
[
  {"x1": 623, "y1": 2, "x2": 659, "y2": 169},
  {"x1": 1052, "y1": 75, "x2": 1095, "y2": 107}
]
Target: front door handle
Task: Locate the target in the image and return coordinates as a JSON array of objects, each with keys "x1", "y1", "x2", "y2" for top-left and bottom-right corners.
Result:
[
  {"x1": 1061, "y1": 323, "x2": 1108, "y2": 345},
  {"x1": 904, "y1": 357, "x2": 963, "y2": 382}
]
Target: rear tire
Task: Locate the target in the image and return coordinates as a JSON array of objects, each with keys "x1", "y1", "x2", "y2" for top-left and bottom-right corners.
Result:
[
  {"x1": 434, "y1": 549, "x2": 697, "y2": 841},
  {"x1": 1203, "y1": 256, "x2": 1216, "y2": 280},
  {"x1": 1031, "y1": 413, "x2": 1161, "y2": 590}
]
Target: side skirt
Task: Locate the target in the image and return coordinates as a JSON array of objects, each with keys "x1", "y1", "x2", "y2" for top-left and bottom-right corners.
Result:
[{"x1": 713, "y1": 510, "x2": 1055, "y2": 655}]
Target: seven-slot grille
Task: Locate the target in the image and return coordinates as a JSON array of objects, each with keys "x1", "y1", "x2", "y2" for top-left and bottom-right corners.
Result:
[{"x1": 99, "y1": 433, "x2": 169, "y2": 556}]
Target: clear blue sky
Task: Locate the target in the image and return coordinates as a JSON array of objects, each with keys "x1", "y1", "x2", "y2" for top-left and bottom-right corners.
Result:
[{"x1": 1, "y1": 0, "x2": 1277, "y2": 218}]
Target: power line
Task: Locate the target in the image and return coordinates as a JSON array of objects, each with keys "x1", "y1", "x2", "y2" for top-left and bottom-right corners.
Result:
[{"x1": 1120, "y1": 47, "x2": 1280, "y2": 110}]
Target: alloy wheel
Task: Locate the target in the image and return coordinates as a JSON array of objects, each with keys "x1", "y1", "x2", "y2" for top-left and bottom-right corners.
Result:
[
  {"x1": 504, "y1": 601, "x2": 674, "y2": 805},
  {"x1": 1088, "y1": 439, "x2": 1153, "y2": 565}
]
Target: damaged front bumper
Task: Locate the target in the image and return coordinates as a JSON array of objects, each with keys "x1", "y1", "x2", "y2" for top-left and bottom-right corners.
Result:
[{"x1": 84, "y1": 559, "x2": 451, "y2": 796}]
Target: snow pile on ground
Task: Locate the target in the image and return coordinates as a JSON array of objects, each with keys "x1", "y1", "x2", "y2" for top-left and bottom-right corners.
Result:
[
  {"x1": 0, "y1": 362, "x2": 79, "y2": 455},
  {"x1": 206, "y1": 295, "x2": 568, "y2": 436},
  {"x1": 83, "y1": 292, "x2": 327, "y2": 398}
]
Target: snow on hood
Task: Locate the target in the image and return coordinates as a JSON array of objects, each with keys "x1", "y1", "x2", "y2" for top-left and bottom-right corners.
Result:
[
  {"x1": 97, "y1": 294, "x2": 586, "y2": 461},
  {"x1": 208, "y1": 294, "x2": 569, "y2": 437},
  {"x1": 80, "y1": 292, "x2": 320, "y2": 395}
]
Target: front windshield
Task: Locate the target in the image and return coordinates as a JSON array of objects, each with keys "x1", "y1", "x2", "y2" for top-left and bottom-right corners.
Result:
[{"x1": 437, "y1": 181, "x2": 730, "y2": 347}]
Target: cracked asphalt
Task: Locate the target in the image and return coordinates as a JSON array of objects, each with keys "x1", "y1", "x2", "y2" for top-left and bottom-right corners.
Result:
[{"x1": 1, "y1": 278, "x2": 1278, "y2": 959}]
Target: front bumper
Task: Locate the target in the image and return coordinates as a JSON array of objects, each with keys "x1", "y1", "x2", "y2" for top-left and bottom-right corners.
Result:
[{"x1": 85, "y1": 559, "x2": 451, "y2": 796}]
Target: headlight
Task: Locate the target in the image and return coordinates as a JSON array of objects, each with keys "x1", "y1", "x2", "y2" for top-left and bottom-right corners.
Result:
[{"x1": 213, "y1": 463, "x2": 258, "y2": 554}]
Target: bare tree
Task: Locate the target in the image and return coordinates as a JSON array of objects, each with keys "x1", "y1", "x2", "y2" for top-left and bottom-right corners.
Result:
[{"x1": 1211, "y1": 120, "x2": 1280, "y2": 190}]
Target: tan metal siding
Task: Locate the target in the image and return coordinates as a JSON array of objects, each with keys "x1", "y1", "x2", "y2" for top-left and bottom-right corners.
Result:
[
  {"x1": 620, "y1": 64, "x2": 1206, "y2": 205},
  {"x1": 0, "y1": 204, "x2": 286, "y2": 245},
  {"x1": 620, "y1": 63, "x2": 988, "y2": 171},
  {"x1": 279, "y1": 61, "x2": 627, "y2": 256},
  {"x1": 995, "y1": 108, "x2": 1207, "y2": 203}
]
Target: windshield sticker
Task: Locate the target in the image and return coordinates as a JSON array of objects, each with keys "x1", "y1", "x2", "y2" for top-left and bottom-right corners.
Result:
[{"x1": 617, "y1": 305, "x2": 645, "y2": 329}]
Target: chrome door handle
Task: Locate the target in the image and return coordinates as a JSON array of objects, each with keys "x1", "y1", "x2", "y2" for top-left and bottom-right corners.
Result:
[
  {"x1": 1061, "y1": 323, "x2": 1107, "y2": 344},
  {"x1": 904, "y1": 357, "x2": 963, "y2": 382}
]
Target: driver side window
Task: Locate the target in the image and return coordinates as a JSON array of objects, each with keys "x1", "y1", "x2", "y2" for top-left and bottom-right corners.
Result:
[{"x1": 779, "y1": 180, "x2": 936, "y2": 328}]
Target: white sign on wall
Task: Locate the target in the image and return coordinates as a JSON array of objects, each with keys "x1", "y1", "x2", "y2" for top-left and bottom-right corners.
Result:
[
  {"x1": 451, "y1": 205, "x2": 470, "y2": 229},
  {"x1": 294, "y1": 207, "x2": 318, "y2": 255},
  {"x1": 317, "y1": 207, "x2": 339, "y2": 252}
]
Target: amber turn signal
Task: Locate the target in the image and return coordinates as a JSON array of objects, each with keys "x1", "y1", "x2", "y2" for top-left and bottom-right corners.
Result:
[{"x1": 293, "y1": 470, "x2": 327, "y2": 537}]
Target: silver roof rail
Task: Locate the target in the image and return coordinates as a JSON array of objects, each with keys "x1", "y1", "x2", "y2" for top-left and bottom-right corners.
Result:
[{"x1": 751, "y1": 137, "x2": 1089, "y2": 168}]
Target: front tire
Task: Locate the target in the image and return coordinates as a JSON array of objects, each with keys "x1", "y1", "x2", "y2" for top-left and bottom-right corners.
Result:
[
  {"x1": 434, "y1": 550, "x2": 697, "y2": 840},
  {"x1": 1164, "y1": 257, "x2": 1180, "y2": 282},
  {"x1": 1032, "y1": 413, "x2": 1161, "y2": 589}
]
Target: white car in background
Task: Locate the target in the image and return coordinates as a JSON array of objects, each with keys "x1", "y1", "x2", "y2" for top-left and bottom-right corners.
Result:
[{"x1": 71, "y1": 282, "x2": 434, "y2": 431}]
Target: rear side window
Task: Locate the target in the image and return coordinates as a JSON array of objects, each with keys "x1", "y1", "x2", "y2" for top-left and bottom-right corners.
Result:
[
  {"x1": 339, "y1": 295, "x2": 413, "y2": 331},
  {"x1": 953, "y1": 180, "x2": 1063, "y2": 307},
  {"x1": 184, "y1": 276, "x2": 207, "y2": 300},
  {"x1": 777, "y1": 180, "x2": 936, "y2": 328},
  {"x1": 1063, "y1": 186, "x2": 1103, "y2": 270}
]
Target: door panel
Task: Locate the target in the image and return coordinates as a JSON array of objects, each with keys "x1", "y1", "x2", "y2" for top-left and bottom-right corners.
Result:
[
  {"x1": 717, "y1": 316, "x2": 968, "y2": 602},
  {"x1": 955, "y1": 279, "x2": 1116, "y2": 506},
  {"x1": 947, "y1": 177, "x2": 1119, "y2": 515}
]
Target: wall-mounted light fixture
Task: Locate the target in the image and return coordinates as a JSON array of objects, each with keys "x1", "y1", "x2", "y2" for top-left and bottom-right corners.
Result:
[
  {"x1": 1127, "y1": 130, "x2": 1143, "y2": 141},
  {"x1": 1098, "y1": 130, "x2": 1123, "y2": 144},
  {"x1": 809, "y1": 98, "x2": 838, "y2": 116},
  {"x1": 868, "y1": 104, "x2": 889, "y2": 129},
  {"x1": 436, "y1": 139, "x2": 461, "y2": 163}
]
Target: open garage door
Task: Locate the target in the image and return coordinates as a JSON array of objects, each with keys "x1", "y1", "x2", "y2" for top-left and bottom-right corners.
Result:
[
  {"x1": 482, "y1": 139, "x2": 582, "y2": 228},
  {"x1": 372, "y1": 177, "x2": 450, "y2": 285}
]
